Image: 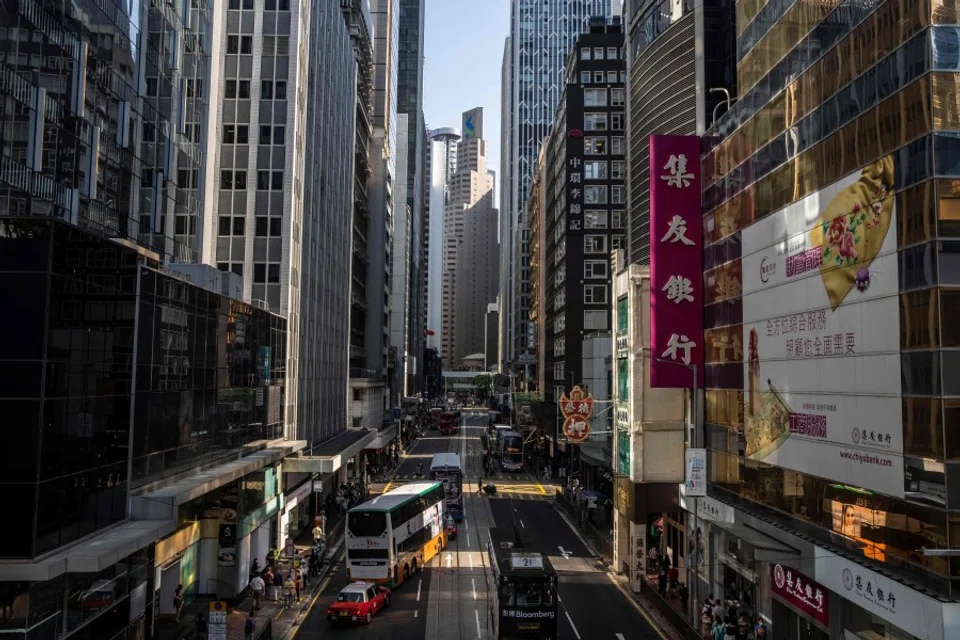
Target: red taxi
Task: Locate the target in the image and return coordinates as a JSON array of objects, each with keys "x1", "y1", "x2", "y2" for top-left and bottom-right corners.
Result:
[
  {"x1": 443, "y1": 512, "x2": 458, "y2": 539},
  {"x1": 326, "y1": 582, "x2": 391, "y2": 625}
]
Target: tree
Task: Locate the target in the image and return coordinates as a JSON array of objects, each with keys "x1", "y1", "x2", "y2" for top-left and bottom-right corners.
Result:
[{"x1": 473, "y1": 374, "x2": 492, "y2": 400}]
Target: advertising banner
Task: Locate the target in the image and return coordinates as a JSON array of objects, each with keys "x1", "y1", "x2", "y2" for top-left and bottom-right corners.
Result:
[
  {"x1": 559, "y1": 386, "x2": 594, "y2": 443},
  {"x1": 771, "y1": 563, "x2": 829, "y2": 628},
  {"x1": 649, "y1": 135, "x2": 703, "y2": 388},
  {"x1": 684, "y1": 448, "x2": 707, "y2": 497},
  {"x1": 741, "y1": 155, "x2": 904, "y2": 498},
  {"x1": 628, "y1": 520, "x2": 645, "y2": 592},
  {"x1": 217, "y1": 523, "x2": 237, "y2": 567}
]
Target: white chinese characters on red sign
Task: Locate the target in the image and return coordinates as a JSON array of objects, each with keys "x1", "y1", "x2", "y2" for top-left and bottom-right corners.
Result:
[
  {"x1": 649, "y1": 136, "x2": 703, "y2": 388},
  {"x1": 771, "y1": 564, "x2": 830, "y2": 626},
  {"x1": 559, "y1": 386, "x2": 594, "y2": 443}
]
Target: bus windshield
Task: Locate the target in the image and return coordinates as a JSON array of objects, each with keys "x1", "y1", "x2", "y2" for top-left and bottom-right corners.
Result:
[
  {"x1": 347, "y1": 511, "x2": 387, "y2": 537},
  {"x1": 502, "y1": 435, "x2": 523, "y2": 462},
  {"x1": 501, "y1": 581, "x2": 555, "y2": 607}
]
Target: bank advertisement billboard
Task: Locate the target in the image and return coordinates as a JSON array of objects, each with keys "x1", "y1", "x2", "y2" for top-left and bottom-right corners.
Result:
[
  {"x1": 741, "y1": 155, "x2": 904, "y2": 498},
  {"x1": 649, "y1": 135, "x2": 703, "y2": 388}
]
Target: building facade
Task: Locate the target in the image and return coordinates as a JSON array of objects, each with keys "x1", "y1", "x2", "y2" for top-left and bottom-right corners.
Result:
[
  {"x1": 693, "y1": 1, "x2": 960, "y2": 637},
  {"x1": 453, "y1": 187, "x2": 499, "y2": 362},
  {"x1": 424, "y1": 127, "x2": 460, "y2": 355},
  {"x1": 441, "y1": 108, "x2": 495, "y2": 366},
  {"x1": 499, "y1": 0, "x2": 613, "y2": 373}
]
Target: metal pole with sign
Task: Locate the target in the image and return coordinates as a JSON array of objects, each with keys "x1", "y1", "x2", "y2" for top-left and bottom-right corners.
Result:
[{"x1": 208, "y1": 601, "x2": 228, "y2": 640}]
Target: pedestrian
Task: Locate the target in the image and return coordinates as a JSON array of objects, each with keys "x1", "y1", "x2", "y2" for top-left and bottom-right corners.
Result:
[
  {"x1": 283, "y1": 575, "x2": 295, "y2": 608},
  {"x1": 754, "y1": 619, "x2": 767, "y2": 639},
  {"x1": 196, "y1": 613, "x2": 208, "y2": 640},
  {"x1": 263, "y1": 568, "x2": 274, "y2": 599},
  {"x1": 312, "y1": 520, "x2": 323, "y2": 544},
  {"x1": 478, "y1": 476, "x2": 483, "y2": 495},
  {"x1": 657, "y1": 570, "x2": 668, "y2": 597},
  {"x1": 249, "y1": 573, "x2": 265, "y2": 610},
  {"x1": 294, "y1": 568, "x2": 302, "y2": 602},
  {"x1": 272, "y1": 570, "x2": 283, "y2": 603},
  {"x1": 244, "y1": 612, "x2": 256, "y2": 640},
  {"x1": 712, "y1": 616, "x2": 726, "y2": 640},
  {"x1": 679, "y1": 582, "x2": 689, "y2": 613},
  {"x1": 172, "y1": 584, "x2": 184, "y2": 622}
]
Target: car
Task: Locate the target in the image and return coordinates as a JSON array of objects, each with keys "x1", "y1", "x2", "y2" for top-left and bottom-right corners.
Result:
[
  {"x1": 326, "y1": 582, "x2": 391, "y2": 625},
  {"x1": 444, "y1": 513, "x2": 458, "y2": 539}
]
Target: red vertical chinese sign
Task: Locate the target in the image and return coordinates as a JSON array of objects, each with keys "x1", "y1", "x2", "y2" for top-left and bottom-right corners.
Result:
[{"x1": 649, "y1": 135, "x2": 703, "y2": 388}]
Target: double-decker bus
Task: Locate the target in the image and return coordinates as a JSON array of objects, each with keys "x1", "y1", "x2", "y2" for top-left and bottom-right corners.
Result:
[
  {"x1": 499, "y1": 429, "x2": 524, "y2": 472},
  {"x1": 429, "y1": 452, "x2": 463, "y2": 521},
  {"x1": 438, "y1": 410, "x2": 462, "y2": 435},
  {"x1": 345, "y1": 482, "x2": 446, "y2": 587},
  {"x1": 486, "y1": 528, "x2": 558, "y2": 639},
  {"x1": 429, "y1": 407, "x2": 442, "y2": 430}
]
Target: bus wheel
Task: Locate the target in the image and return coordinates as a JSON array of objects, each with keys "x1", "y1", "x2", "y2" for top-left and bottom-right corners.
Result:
[{"x1": 403, "y1": 564, "x2": 410, "y2": 580}]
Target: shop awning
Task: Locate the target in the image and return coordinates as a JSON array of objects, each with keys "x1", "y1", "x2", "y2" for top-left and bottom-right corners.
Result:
[
  {"x1": 282, "y1": 429, "x2": 376, "y2": 474},
  {"x1": 710, "y1": 520, "x2": 799, "y2": 558},
  {"x1": 131, "y1": 438, "x2": 307, "y2": 520},
  {"x1": 579, "y1": 441, "x2": 612, "y2": 468},
  {"x1": 1, "y1": 519, "x2": 176, "y2": 582},
  {"x1": 366, "y1": 423, "x2": 398, "y2": 450}
]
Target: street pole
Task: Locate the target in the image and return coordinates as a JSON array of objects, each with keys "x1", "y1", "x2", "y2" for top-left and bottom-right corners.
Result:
[{"x1": 691, "y1": 363, "x2": 699, "y2": 629}]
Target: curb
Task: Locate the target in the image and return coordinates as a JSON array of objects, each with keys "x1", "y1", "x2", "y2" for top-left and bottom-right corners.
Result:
[{"x1": 275, "y1": 538, "x2": 345, "y2": 640}]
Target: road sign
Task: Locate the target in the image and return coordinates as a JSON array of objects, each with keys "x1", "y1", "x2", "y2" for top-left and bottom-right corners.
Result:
[{"x1": 208, "y1": 601, "x2": 227, "y2": 640}]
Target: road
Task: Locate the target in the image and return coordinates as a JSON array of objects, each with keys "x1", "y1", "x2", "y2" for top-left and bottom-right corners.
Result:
[{"x1": 294, "y1": 409, "x2": 666, "y2": 640}]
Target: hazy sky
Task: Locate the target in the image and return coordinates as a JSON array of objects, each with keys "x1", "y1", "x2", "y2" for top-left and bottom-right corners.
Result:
[{"x1": 423, "y1": 0, "x2": 511, "y2": 189}]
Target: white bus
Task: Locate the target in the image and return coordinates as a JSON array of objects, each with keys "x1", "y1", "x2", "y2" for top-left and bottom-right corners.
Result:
[
  {"x1": 430, "y1": 453, "x2": 463, "y2": 521},
  {"x1": 345, "y1": 482, "x2": 446, "y2": 587}
]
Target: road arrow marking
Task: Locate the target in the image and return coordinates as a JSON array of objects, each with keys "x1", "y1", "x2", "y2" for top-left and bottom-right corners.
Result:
[{"x1": 445, "y1": 553, "x2": 452, "y2": 568}]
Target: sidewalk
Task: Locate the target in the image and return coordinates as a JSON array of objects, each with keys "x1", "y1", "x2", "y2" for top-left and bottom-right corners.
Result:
[{"x1": 159, "y1": 520, "x2": 345, "y2": 640}]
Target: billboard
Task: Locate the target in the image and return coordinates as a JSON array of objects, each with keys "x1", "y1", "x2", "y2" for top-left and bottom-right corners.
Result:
[
  {"x1": 462, "y1": 107, "x2": 483, "y2": 140},
  {"x1": 741, "y1": 155, "x2": 903, "y2": 497},
  {"x1": 649, "y1": 135, "x2": 703, "y2": 387},
  {"x1": 559, "y1": 385, "x2": 594, "y2": 443}
]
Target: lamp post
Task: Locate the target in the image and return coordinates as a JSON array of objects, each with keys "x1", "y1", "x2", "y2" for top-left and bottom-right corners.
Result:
[
  {"x1": 554, "y1": 369, "x2": 577, "y2": 479},
  {"x1": 653, "y1": 357, "x2": 700, "y2": 629}
]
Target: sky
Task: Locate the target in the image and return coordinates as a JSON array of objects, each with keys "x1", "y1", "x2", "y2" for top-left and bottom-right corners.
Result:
[{"x1": 422, "y1": 0, "x2": 511, "y2": 192}]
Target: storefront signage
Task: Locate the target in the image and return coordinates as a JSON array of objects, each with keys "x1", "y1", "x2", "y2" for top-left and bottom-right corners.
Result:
[
  {"x1": 208, "y1": 601, "x2": 227, "y2": 640},
  {"x1": 684, "y1": 448, "x2": 707, "y2": 496},
  {"x1": 741, "y1": 155, "x2": 904, "y2": 497},
  {"x1": 771, "y1": 564, "x2": 829, "y2": 627},
  {"x1": 559, "y1": 386, "x2": 594, "y2": 443},
  {"x1": 649, "y1": 135, "x2": 703, "y2": 388},
  {"x1": 567, "y1": 150, "x2": 585, "y2": 233},
  {"x1": 312, "y1": 480, "x2": 324, "y2": 493},
  {"x1": 814, "y1": 548, "x2": 958, "y2": 640},
  {"x1": 628, "y1": 521, "x2": 645, "y2": 593},
  {"x1": 217, "y1": 524, "x2": 236, "y2": 567},
  {"x1": 695, "y1": 497, "x2": 735, "y2": 524}
]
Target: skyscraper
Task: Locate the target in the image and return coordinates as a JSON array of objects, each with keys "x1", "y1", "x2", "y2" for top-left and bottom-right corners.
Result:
[
  {"x1": 425, "y1": 127, "x2": 461, "y2": 353},
  {"x1": 499, "y1": 0, "x2": 613, "y2": 374},
  {"x1": 442, "y1": 109, "x2": 496, "y2": 366}
]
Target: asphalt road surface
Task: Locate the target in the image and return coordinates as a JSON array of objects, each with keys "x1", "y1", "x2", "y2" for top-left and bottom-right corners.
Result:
[{"x1": 294, "y1": 408, "x2": 666, "y2": 639}]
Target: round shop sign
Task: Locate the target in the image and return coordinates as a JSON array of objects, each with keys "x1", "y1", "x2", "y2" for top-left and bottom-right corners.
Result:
[
  {"x1": 842, "y1": 568, "x2": 854, "y2": 591},
  {"x1": 773, "y1": 564, "x2": 786, "y2": 589},
  {"x1": 852, "y1": 428, "x2": 861, "y2": 444}
]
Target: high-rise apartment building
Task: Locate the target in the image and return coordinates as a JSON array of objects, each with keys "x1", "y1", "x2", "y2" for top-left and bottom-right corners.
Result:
[
  {"x1": 425, "y1": 127, "x2": 460, "y2": 355},
  {"x1": 499, "y1": 0, "x2": 613, "y2": 373},
  {"x1": 442, "y1": 108, "x2": 495, "y2": 366}
]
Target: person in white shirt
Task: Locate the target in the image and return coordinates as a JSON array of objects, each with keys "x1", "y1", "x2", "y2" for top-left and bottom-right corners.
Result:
[{"x1": 249, "y1": 574, "x2": 265, "y2": 610}]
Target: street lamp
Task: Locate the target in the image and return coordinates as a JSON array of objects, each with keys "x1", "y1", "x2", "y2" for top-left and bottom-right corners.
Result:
[{"x1": 653, "y1": 357, "x2": 700, "y2": 629}]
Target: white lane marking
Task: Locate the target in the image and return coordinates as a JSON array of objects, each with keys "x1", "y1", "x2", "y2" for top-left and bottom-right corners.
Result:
[
  {"x1": 616, "y1": 634, "x2": 626, "y2": 640},
  {"x1": 467, "y1": 532, "x2": 471, "y2": 547},
  {"x1": 416, "y1": 579, "x2": 422, "y2": 601},
  {"x1": 414, "y1": 610, "x2": 419, "y2": 618},
  {"x1": 445, "y1": 553, "x2": 452, "y2": 568},
  {"x1": 558, "y1": 546, "x2": 571, "y2": 558},
  {"x1": 475, "y1": 609, "x2": 482, "y2": 638},
  {"x1": 520, "y1": 519, "x2": 525, "y2": 528},
  {"x1": 469, "y1": 553, "x2": 475, "y2": 569},
  {"x1": 565, "y1": 610, "x2": 581, "y2": 639},
  {"x1": 471, "y1": 577, "x2": 477, "y2": 600}
]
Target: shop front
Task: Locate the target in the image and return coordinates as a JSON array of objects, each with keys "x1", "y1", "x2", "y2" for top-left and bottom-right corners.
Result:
[{"x1": 770, "y1": 563, "x2": 829, "y2": 640}]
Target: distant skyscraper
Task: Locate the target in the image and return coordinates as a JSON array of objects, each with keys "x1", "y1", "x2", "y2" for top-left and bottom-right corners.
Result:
[
  {"x1": 499, "y1": 0, "x2": 613, "y2": 372},
  {"x1": 425, "y1": 127, "x2": 460, "y2": 354}
]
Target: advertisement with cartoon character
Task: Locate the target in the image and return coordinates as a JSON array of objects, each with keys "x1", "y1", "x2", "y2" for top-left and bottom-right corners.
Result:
[{"x1": 741, "y1": 155, "x2": 904, "y2": 498}]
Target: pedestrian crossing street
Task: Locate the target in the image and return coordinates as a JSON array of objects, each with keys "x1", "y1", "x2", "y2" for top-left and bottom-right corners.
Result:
[{"x1": 378, "y1": 474, "x2": 561, "y2": 500}]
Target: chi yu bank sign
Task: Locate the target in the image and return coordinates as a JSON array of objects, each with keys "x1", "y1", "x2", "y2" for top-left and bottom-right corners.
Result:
[{"x1": 649, "y1": 135, "x2": 703, "y2": 388}]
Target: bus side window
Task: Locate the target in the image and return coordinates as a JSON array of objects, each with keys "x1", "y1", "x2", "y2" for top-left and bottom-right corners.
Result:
[{"x1": 501, "y1": 584, "x2": 516, "y2": 607}]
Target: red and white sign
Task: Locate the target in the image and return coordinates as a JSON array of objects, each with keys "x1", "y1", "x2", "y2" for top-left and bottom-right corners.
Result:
[
  {"x1": 649, "y1": 135, "x2": 703, "y2": 388},
  {"x1": 559, "y1": 386, "x2": 594, "y2": 443},
  {"x1": 771, "y1": 563, "x2": 830, "y2": 628}
]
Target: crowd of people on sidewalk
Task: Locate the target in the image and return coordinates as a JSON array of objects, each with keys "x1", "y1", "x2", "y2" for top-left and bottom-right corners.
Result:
[{"x1": 700, "y1": 595, "x2": 767, "y2": 640}]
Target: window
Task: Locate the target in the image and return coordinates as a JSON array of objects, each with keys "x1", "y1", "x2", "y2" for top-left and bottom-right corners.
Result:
[
  {"x1": 607, "y1": 71, "x2": 618, "y2": 83},
  {"x1": 227, "y1": 35, "x2": 238, "y2": 54},
  {"x1": 268, "y1": 263, "x2": 280, "y2": 283},
  {"x1": 607, "y1": 47, "x2": 618, "y2": 60},
  {"x1": 611, "y1": 209, "x2": 625, "y2": 228},
  {"x1": 584, "y1": 88, "x2": 607, "y2": 107},
  {"x1": 261, "y1": 80, "x2": 273, "y2": 99},
  {"x1": 225, "y1": 80, "x2": 237, "y2": 98},
  {"x1": 584, "y1": 284, "x2": 608, "y2": 304},
  {"x1": 594, "y1": 47, "x2": 604, "y2": 59},
  {"x1": 255, "y1": 217, "x2": 268, "y2": 237},
  {"x1": 584, "y1": 113, "x2": 607, "y2": 131},
  {"x1": 142, "y1": 122, "x2": 155, "y2": 142},
  {"x1": 237, "y1": 80, "x2": 250, "y2": 99},
  {"x1": 220, "y1": 170, "x2": 246, "y2": 190},
  {"x1": 612, "y1": 185, "x2": 626, "y2": 204},
  {"x1": 585, "y1": 235, "x2": 608, "y2": 253},
  {"x1": 231, "y1": 263, "x2": 243, "y2": 276},
  {"x1": 594, "y1": 71, "x2": 605, "y2": 83},
  {"x1": 619, "y1": 70, "x2": 626, "y2": 82},
  {"x1": 611, "y1": 113, "x2": 624, "y2": 130},
  {"x1": 611, "y1": 137, "x2": 625, "y2": 154},
  {"x1": 584, "y1": 161, "x2": 607, "y2": 180},
  {"x1": 271, "y1": 171, "x2": 283, "y2": 190},
  {"x1": 585, "y1": 210, "x2": 607, "y2": 229},
  {"x1": 273, "y1": 126, "x2": 285, "y2": 145},
  {"x1": 260, "y1": 125, "x2": 272, "y2": 144},
  {"x1": 611, "y1": 161, "x2": 624, "y2": 179},
  {"x1": 257, "y1": 171, "x2": 270, "y2": 190},
  {"x1": 584, "y1": 185, "x2": 607, "y2": 204},
  {"x1": 275, "y1": 81, "x2": 287, "y2": 99},
  {"x1": 254, "y1": 263, "x2": 266, "y2": 283},
  {"x1": 584, "y1": 136, "x2": 607, "y2": 155},
  {"x1": 580, "y1": 48, "x2": 591, "y2": 60},
  {"x1": 612, "y1": 235, "x2": 625, "y2": 249},
  {"x1": 611, "y1": 88, "x2": 625, "y2": 106},
  {"x1": 145, "y1": 77, "x2": 158, "y2": 96},
  {"x1": 228, "y1": 125, "x2": 248, "y2": 144},
  {"x1": 585, "y1": 260, "x2": 608, "y2": 278},
  {"x1": 270, "y1": 217, "x2": 281, "y2": 236},
  {"x1": 241, "y1": 36, "x2": 252, "y2": 54},
  {"x1": 580, "y1": 70, "x2": 591, "y2": 84},
  {"x1": 233, "y1": 217, "x2": 245, "y2": 235}
]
